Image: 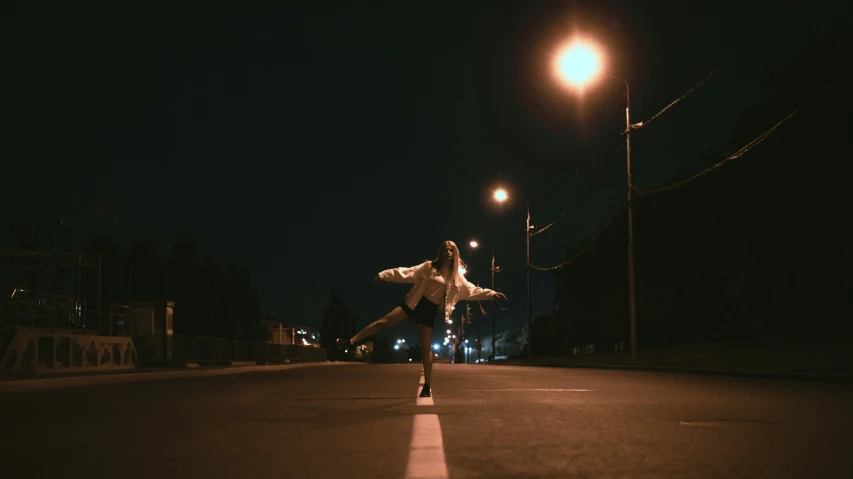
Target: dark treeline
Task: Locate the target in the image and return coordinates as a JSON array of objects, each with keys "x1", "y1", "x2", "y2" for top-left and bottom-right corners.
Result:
[
  {"x1": 319, "y1": 290, "x2": 359, "y2": 361},
  {"x1": 532, "y1": 27, "x2": 852, "y2": 355},
  {"x1": 2, "y1": 226, "x2": 268, "y2": 342}
]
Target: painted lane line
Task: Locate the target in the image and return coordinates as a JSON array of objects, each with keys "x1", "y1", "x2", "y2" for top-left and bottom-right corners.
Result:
[
  {"x1": 405, "y1": 414, "x2": 449, "y2": 479},
  {"x1": 451, "y1": 388, "x2": 593, "y2": 392}
]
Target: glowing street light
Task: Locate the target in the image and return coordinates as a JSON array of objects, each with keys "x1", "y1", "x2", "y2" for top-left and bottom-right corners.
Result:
[
  {"x1": 493, "y1": 188, "x2": 508, "y2": 202},
  {"x1": 469, "y1": 240, "x2": 479, "y2": 248},
  {"x1": 554, "y1": 40, "x2": 602, "y2": 88},
  {"x1": 553, "y1": 36, "x2": 639, "y2": 363}
]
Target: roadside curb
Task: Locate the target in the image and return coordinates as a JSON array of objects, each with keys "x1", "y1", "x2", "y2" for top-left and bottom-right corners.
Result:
[
  {"x1": 0, "y1": 361, "x2": 365, "y2": 393},
  {"x1": 491, "y1": 361, "x2": 853, "y2": 384}
]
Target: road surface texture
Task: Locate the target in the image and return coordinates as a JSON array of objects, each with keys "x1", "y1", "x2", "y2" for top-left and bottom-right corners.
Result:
[{"x1": 1, "y1": 362, "x2": 851, "y2": 478}]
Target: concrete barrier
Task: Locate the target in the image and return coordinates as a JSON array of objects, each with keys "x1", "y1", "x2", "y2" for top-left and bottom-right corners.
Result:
[{"x1": 0, "y1": 327, "x2": 138, "y2": 377}]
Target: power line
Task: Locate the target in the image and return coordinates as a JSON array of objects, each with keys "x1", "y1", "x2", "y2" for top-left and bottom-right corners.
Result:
[
  {"x1": 530, "y1": 211, "x2": 565, "y2": 238},
  {"x1": 635, "y1": 100, "x2": 810, "y2": 196},
  {"x1": 530, "y1": 214, "x2": 616, "y2": 272},
  {"x1": 529, "y1": 97, "x2": 809, "y2": 271},
  {"x1": 631, "y1": 66, "x2": 722, "y2": 132},
  {"x1": 527, "y1": 99, "x2": 807, "y2": 271},
  {"x1": 530, "y1": 146, "x2": 626, "y2": 239},
  {"x1": 526, "y1": 1, "x2": 801, "y2": 273},
  {"x1": 630, "y1": 0, "x2": 797, "y2": 132}
]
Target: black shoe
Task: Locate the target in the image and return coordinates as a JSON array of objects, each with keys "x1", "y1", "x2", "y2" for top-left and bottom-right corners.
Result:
[
  {"x1": 336, "y1": 338, "x2": 352, "y2": 350},
  {"x1": 419, "y1": 384, "x2": 431, "y2": 397}
]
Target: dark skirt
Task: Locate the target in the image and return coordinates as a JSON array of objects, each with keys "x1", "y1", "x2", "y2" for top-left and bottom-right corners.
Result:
[{"x1": 400, "y1": 296, "x2": 440, "y2": 328}]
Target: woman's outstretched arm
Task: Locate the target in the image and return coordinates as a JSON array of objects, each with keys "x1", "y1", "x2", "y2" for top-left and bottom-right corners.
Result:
[
  {"x1": 377, "y1": 261, "x2": 429, "y2": 284},
  {"x1": 459, "y1": 278, "x2": 507, "y2": 302}
]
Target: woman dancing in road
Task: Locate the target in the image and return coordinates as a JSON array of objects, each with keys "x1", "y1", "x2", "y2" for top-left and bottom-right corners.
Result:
[{"x1": 337, "y1": 240, "x2": 507, "y2": 397}]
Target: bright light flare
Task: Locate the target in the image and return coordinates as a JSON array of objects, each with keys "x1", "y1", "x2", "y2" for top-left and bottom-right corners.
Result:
[
  {"x1": 469, "y1": 240, "x2": 479, "y2": 248},
  {"x1": 555, "y1": 40, "x2": 602, "y2": 88},
  {"x1": 493, "y1": 189, "x2": 508, "y2": 202}
]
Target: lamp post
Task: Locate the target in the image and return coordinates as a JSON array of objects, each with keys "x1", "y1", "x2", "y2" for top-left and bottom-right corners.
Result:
[
  {"x1": 555, "y1": 39, "x2": 637, "y2": 362},
  {"x1": 491, "y1": 252, "x2": 499, "y2": 361},
  {"x1": 466, "y1": 240, "x2": 483, "y2": 363},
  {"x1": 526, "y1": 205, "x2": 533, "y2": 362},
  {"x1": 491, "y1": 189, "x2": 508, "y2": 361}
]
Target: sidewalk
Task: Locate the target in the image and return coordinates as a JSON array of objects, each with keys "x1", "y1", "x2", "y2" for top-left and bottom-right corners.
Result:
[
  {"x1": 494, "y1": 338, "x2": 853, "y2": 383},
  {"x1": 0, "y1": 360, "x2": 364, "y2": 393}
]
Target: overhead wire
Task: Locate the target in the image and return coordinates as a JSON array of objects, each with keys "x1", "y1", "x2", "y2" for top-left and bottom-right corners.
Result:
[
  {"x1": 530, "y1": 214, "x2": 616, "y2": 272},
  {"x1": 628, "y1": 0, "x2": 797, "y2": 132},
  {"x1": 635, "y1": 100, "x2": 810, "y2": 196}
]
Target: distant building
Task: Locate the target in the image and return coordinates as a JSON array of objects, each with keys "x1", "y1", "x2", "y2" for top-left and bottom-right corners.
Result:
[
  {"x1": 354, "y1": 342, "x2": 373, "y2": 362},
  {"x1": 261, "y1": 317, "x2": 319, "y2": 347}
]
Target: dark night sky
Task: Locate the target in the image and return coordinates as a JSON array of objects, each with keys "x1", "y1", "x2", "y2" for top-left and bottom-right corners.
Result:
[{"x1": 2, "y1": 1, "x2": 838, "y2": 344}]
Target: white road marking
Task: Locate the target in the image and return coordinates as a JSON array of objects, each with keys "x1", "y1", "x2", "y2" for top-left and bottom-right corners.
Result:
[
  {"x1": 451, "y1": 388, "x2": 592, "y2": 392},
  {"x1": 405, "y1": 414, "x2": 449, "y2": 479}
]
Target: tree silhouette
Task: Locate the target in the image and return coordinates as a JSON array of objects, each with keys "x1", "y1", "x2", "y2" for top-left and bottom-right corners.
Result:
[{"x1": 319, "y1": 289, "x2": 358, "y2": 361}]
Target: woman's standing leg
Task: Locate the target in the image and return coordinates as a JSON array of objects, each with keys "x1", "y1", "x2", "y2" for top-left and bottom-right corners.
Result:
[{"x1": 417, "y1": 324, "x2": 433, "y2": 389}]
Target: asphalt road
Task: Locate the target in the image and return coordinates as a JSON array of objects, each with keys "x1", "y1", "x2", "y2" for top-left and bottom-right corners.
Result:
[{"x1": 1, "y1": 362, "x2": 851, "y2": 478}]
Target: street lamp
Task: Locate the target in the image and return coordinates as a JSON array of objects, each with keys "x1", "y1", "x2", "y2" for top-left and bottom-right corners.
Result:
[
  {"x1": 491, "y1": 188, "x2": 533, "y2": 362},
  {"x1": 555, "y1": 40, "x2": 602, "y2": 89},
  {"x1": 554, "y1": 38, "x2": 638, "y2": 363},
  {"x1": 491, "y1": 190, "x2": 509, "y2": 362},
  {"x1": 466, "y1": 239, "x2": 484, "y2": 363}
]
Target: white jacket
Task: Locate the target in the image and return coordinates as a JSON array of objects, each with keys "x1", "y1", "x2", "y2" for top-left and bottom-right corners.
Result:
[{"x1": 378, "y1": 261, "x2": 499, "y2": 323}]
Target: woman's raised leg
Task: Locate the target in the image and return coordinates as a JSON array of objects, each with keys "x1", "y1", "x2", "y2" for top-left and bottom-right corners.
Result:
[{"x1": 349, "y1": 306, "x2": 408, "y2": 344}]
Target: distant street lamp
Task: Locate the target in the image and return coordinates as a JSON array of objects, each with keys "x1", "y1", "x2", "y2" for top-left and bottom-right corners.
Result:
[
  {"x1": 490, "y1": 188, "x2": 533, "y2": 362},
  {"x1": 490, "y1": 190, "x2": 509, "y2": 361},
  {"x1": 554, "y1": 38, "x2": 638, "y2": 363},
  {"x1": 466, "y1": 239, "x2": 481, "y2": 362}
]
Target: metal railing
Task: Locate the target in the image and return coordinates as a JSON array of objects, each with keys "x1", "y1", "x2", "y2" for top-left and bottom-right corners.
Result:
[
  {"x1": 1, "y1": 289, "x2": 328, "y2": 366},
  {"x1": 1, "y1": 289, "x2": 133, "y2": 337}
]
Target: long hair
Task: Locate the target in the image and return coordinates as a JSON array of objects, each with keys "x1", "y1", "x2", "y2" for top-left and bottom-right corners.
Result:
[{"x1": 430, "y1": 240, "x2": 466, "y2": 287}]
